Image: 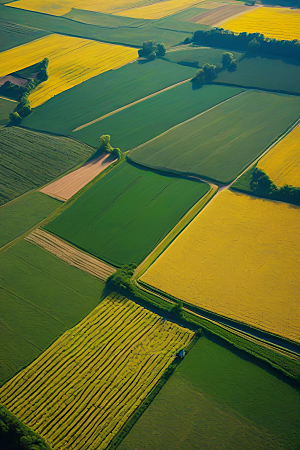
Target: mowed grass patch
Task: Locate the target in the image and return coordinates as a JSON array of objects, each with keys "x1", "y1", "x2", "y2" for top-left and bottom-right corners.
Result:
[
  {"x1": 0, "y1": 126, "x2": 93, "y2": 205},
  {"x1": 0, "y1": 191, "x2": 60, "y2": 248},
  {"x1": 141, "y1": 190, "x2": 300, "y2": 343},
  {"x1": 0, "y1": 20, "x2": 48, "y2": 52},
  {"x1": 217, "y1": 54, "x2": 300, "y2": 95},
  {"x1": 129, "y1": 90, "x2": 300, "y2": 183},
  {"x1": 0, "y1": 98, "x2": 15, "y2": 125},
  {"x1": 74, "y1": 84, "x2": 243, "y2": 149},
  {"x1": 0, "y1": 239, "x2": 105, "y2": 384},
  {"x1": 0, "y1": 293, "x2": 193, "y2": 450},
  {"x1": 118, "y1": 337, "x2": 300, "y2": 450},
  {"x1": 23, "y1": 59, "x2": 196, "y2": 136},
  {"x1": 45, "y1": 162, "x2": 210, "y2": 267}
]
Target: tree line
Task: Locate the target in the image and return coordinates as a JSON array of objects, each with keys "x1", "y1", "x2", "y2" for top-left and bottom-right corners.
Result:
[
  {"x1": 138, "y1": 40, "x2": 166, "y2": 60},
  {"x1": 191, "y1": 51, "x2": 237, "y2": 86}
]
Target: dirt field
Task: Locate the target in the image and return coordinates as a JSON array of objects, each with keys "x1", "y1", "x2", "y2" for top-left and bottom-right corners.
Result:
[
  {"x1": 189, "y1": 4, "x2": 256, "y2": 25},
  {"x1": 40, "y1": 152, "x2": 116, "y2": 201},
  {"x1": 25, "y1": 228, "x2": 116, "y2": 281}
]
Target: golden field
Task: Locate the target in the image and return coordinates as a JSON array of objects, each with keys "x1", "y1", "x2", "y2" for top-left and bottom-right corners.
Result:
[
  {"x1": 116, "y1": 0, "x2": 204, "y2": 19},
  {"x1": 0, "y1": 293, "x2": 193, "y2": 450},
  {"x1": 223, "y1": 7, "x2": 300, "y2": 41},
  {"x1": 141, "y1": 190, "x2": 300, "y2": 343},
  {"x1": 0, "y1": 34, "x2": 138, "y2": 107},
  {"x1": 258, "y1": 124, "x2": 300, "y2": 188}
]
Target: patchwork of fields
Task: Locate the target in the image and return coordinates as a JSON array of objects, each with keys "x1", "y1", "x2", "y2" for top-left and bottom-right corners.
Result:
[
  {"x1": 0, "y1": 20, "x2": 48, "y2": 52},
  {"x1": 129, "y1": 90, "x2": 300, "y2": 183},
  {"x1": 0, "y1": 293, "x2": 193, "y2": 450},
  {"x1": 116, "y1": 0, "x2": 205, "y2": 19},
  {"x1": 141, "y1": 190, "x2": 300, "y2": 343},
  {"x1": 45, "y1": 162, "x2": 210, "y2": 266}
]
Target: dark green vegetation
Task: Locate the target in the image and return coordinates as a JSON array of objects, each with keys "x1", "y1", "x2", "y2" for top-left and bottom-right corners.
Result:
[
  {"x1": 0, "y1": 19, "x2": 48, "y2": 52},
  {"x1": 0, "y1": 239, "x2": 105, "y2": 385},
  {"x1": 129, "y1": 90, "x2": 300, "y2": 183},
  {"x1": 63, "y1": 8, "x2": 149, "y2": 27},
  {"x1": 0, "y1": 126, "x2": 93, "y2": 205},
  {"x1": 217, "y1": 54, "x2": 300, "y2": 95},
  {"x1": 45, "y1": 162, "x2": 210, "y2": 267},
  {"x1": 0, "y1": 98, "x2": 15, "y2": 125},
  {"x1": 164, "y1": 45, "x2": 242, "y2": 67},
  {"x1": 0, "y1": 5, "x2": 192, "y2": 48},
  {"x1": 0, "y1": 191, "x2": 60, "y2": 249},
  {"x1": 0, "y1": 404, "x2": 50, "y2": 450},
  {"x1": 23, "y1": 60, "x2": 196, "y2": 135},
  {"x1": 117, "y1": 337, "x2": 300, "y2": 450},
  {"x1": 232, "y1": 167, "x2": 300, "y2": 206},
  {"x1": 75, "y1": 83, "x2": 243, "y2": 149}
]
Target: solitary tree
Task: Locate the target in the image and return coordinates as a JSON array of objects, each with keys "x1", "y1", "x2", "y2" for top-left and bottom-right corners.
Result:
[{"x1": 99, "y1": 135, "x2": 114, "y2": 152}]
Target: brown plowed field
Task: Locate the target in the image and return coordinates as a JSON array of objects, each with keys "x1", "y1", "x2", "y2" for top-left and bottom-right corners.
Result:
[
  {"x1": 189, "y1": 4, "x2": 255, "y2": 25},
  {"x1": 40, "y1": 151, "x2": 116, "y2": 201},
  {"x1": 25, "y1": 228, "x2": 116, "y2": 281}
]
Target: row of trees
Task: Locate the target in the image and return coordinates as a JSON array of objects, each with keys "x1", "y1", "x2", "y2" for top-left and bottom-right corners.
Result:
[
  {"x1": 191, "y1": 51, "x2": 237, "y2": 86},
  {"x1": 190, "y1": 28, "x2": 300, "y2": 60},
  {"x1": 250, "y1": 167, "x2": 300, "y2": 206},
  {"x1": 138, "y1": 40, "x2": 166, "y2": 61}
]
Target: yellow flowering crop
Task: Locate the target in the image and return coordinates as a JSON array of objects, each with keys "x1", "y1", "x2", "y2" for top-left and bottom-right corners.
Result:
[
  {"x1": 258, "y1": 124, "x2": 300, "y2": 188},
  {"x1": 0, "y1": 35, "x2": 138, "y2": 107},
  {"x1": 0, "y1": 293, "x2": 193, "y2": 450},
  {"x1": 116, "y1": 0, "x2": 205, "y2": 19},
  {"x1": 142, "y1": 190, "x2": 300, "y2": 343},
  {"x1": 223, "y1": 7, "x2": 300, "y2": 41}
]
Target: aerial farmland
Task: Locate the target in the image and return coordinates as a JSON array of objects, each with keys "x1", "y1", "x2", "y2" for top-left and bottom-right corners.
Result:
[{"x1": 0, "y1": 0, "x2": 300, "y2": 449}]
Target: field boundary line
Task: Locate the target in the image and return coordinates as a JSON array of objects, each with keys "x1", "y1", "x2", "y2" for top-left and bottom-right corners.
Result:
[
  {"x1": 0, "y1": 95, "x2": 17, "y2": 102},
  {"x1": 72, "y1": 77, "x2": 192, "y2": 132},
  {"x1": 25, "y1": 228, "x2": 116, "y2": 282},
  {"x1": 215, "y1": 5, "x2": 261, "y2": 27}
]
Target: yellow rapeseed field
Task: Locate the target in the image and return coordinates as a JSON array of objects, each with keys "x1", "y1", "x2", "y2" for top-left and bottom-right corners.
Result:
[
  {"x1": 116, "y1": 0, "x2": 205, "y2": 19},
  {"x1": 0, "y1": 34, "x2": 138, "y2": 107},
  {"x1": 0, "y1": 293, "x2": 193, "y2": 450},
  {"x1": 223, "y1": 7, "x2": 300, "y2": 41},
  {"x1": 142, "y1": 190, "x2": 300, "y2": 343},
  {"x1": 258, "y1": 124, "x2": 300, "y2": 188}
]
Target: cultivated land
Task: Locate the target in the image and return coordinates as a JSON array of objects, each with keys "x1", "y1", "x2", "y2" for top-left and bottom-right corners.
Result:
[
  {"x1": 142, "y1": 190, "x2": 300, "y2": 343},
  {"x1": 0, "y1": 127, "x2": 93, "y2": 205},
  {"x1": 119, "y1": 337, "x2": 300, "y2": 450},
  {"x1": 0, "y1": 97, "x2": 15, "y2": 125},
  {"x1": 45, "y1": 162, "x2": 210, "y2": 267},
  {"x1": 163, "y1": 45, "x2": 243, "y2": 66},
  {"x1": 0, "y1": 34, "x2": 138, "y2": 107},
  {"x1": 0, "y1": 20, "x2": 48, "y2": 52},
  {"x1": 74, "y1": 84, "x2": 243, "y2": 149},
  {"x1": 216, "y1": 54, "x2": 300, "y2": 95},
  {"x1": 40, "y1": 152, "x2": 117, "y2": 202},
  {"x1": 0, "y1": 293, "x2": 193, "y2": 450},
  {"x1": 23, "y1": 59, "x2": 196, "y2": 136},
  {"x1": 63, "y1": 9, "x2": 150, "y2": 27},
  {"x1": 223, "y1": 7, "x2": 300, "y2": 40},
  {"x1": 26, "y1": 228, "x2": 116, "y2": 281},
  {"x1": 152, "y1": 17, "x2": 210, "y2": 33},
  {"x1": 257, "y1": 123, "x2": 300, "y2": 188},
  {"x1": 190, "y1": 4, "x2": 253, "y2": 25},
  {"x1": 129, "y1": 90, "x2": 300, "y2": 184},
  {"x1": 0, "y1": 191, "x2": 60, "y2": 249},
  {"x1": 0, "y1": 239, "x2": 105, "y2": 385},
  {"x1": 116, "y1": 0, "x2": 206, "y2": 19}
]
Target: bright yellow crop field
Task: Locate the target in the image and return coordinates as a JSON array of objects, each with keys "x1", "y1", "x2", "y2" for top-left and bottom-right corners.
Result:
[
  {"x1": 223, "y1": 7, "x2": 300, "y2": 41},
  {"x1": 7, "y1": 0, "x2": 146, "y2": 16},
  {"x1": 0, "y1": 293, "x2": 193, "y2": 450},
  {"x1": 141, "y1": 190, "x2": 300, "y2": 343},
  {"x1": 116, "y1": 0, "x2": 204, "y2": 19},
  {"x1": 258, "y1": 124, "x2": 300, "y2": 188},
  {"x1": 0, "y1": 34, "x2": 138, "y2": 107}
]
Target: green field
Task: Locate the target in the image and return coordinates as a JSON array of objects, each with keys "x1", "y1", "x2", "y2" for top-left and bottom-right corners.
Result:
[
  {"x1": 0, "y1": 191, "x2": 60, "y2": 249},
  {"x1": 217, "y1": 54, "x2": 300, "y2": 95},
  {"x1": 118, "y1": 337, "x2": 300, "y2": 450},
  {"x1": 164, "y1": 45, "x2": 243, "y2": 66},
  {"x1": 167, "y1": 7, "x2": 209, "y2": 21},
  {"x1": 0, "y1": 19, "x2": 48, "y2": 52},
  {"x1": 129, "y1": 90, "x2": 300, "y2": 184},
  {"x1": 63, "y1": 8, "x2": 149, "y2": 27},
  {"x1": 0, "y1": 239, "x2": 105, "y2": 385},
  {"x1": 0, "y1": 99, "x2": 15, "y2": 125},
  {"x1": 153, "y1": 18, "x2": 210, "y2": 33},
  {"x1": 0, "y1": 126, "x2": 93, "y2": 205},
  {"x1": 75, "y1": 84, "x2": 243, "y2": 149},
  {"x1": 23, "y1": 60, "x2": 196, "y2": 136},
  {"x1": 45, "y1": 162, "x2": 210, "y2": 267}
]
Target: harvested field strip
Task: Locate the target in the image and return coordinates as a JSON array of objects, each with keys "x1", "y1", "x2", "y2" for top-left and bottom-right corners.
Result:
[
  {"x1": 25, "y1": 229, "x2": 116, "y2": 281},
  {"x1": 257, "y1": 122, "x2": 300, "y2": 188},
  {"x1": 189, "y1": 4, "x2": 255, "y2": 25},
  {"x1": 0, "y1": 293, "x2": 193, "y2": 450},
  {"x1": 116, "y1": 0, "x2": 205, "y2": 19},
  {"x1": 0, "y1": 34, "x2": 138, "y2": 107},
  {"x1": 40, "y1": 152, "x2": 117, "y2": 201}
]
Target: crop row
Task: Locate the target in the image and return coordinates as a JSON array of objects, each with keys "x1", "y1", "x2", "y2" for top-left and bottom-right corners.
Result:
[{"x1": 0, "y1": 293, "x2": 193, "y2": 450}]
